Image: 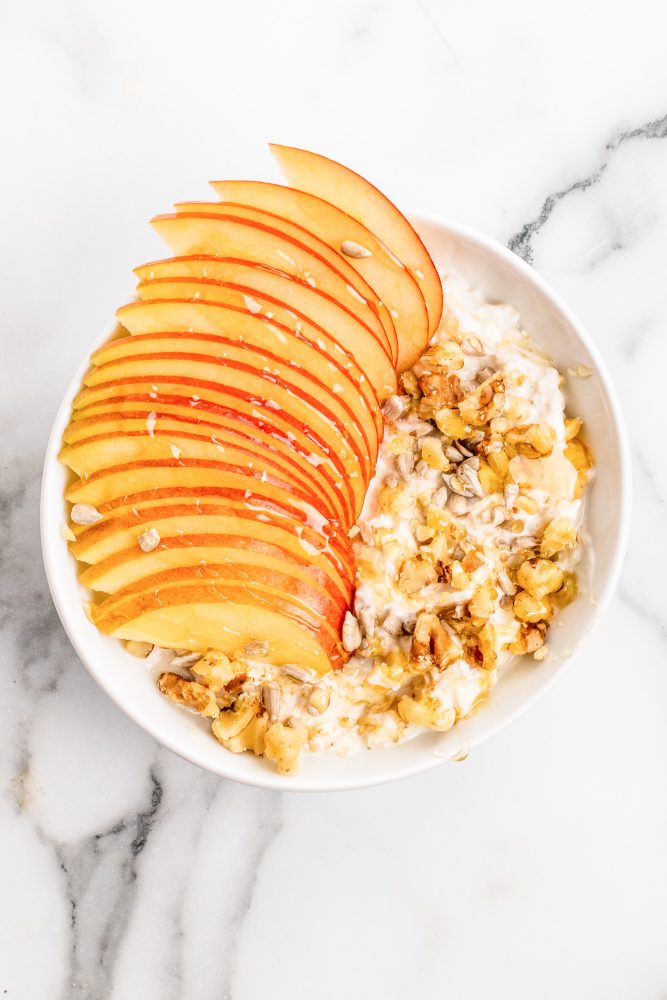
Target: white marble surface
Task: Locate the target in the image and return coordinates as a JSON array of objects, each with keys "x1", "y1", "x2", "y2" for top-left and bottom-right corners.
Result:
[{"x1": 1, "y1": 0, "x2": 666, "y2": 996}]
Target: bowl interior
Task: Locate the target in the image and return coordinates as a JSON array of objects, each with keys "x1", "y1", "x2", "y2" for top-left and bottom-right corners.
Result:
[{"x1": 41, "y1": 217, "x2": 630, "y2": 791}]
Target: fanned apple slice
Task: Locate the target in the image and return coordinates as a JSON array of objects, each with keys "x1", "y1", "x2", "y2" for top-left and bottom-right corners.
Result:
[
  {"x1": 133, "y1": 256, "x2": 397, "y2": 400},
  {"x1": 70, "y1": 494, "x2": 355, "y2": 583},
  {"x1": 151, "y1": 211, "x2": 397, "y2": 364},
  {"x1": 210, "y1": 180, "x2": 429, "y2": 371},
  {"x1": 80, "y1": 534, "x2": 352, "y2": 614},
  {"x1": 111, "y1": 300, "x2": 381, "y2": 448},
  {"x1": 94, "y1": 586, "x2": 344, "y2": 673},
  {"x1": 92, "y1": 567, "x2": 346, "y2": 671},
  {"x1": 70, "y1": 501, "x2": 355, "y2": 597},
  {"x1": 81, "y1": 350, "x2": 372, "y2": 515},
  {"x1": 65, "y1": 458, "x2": 341, "y2": 518},
  {"x1": 171, "y1": 202, "x2": 399, "y2": 365},
  {"x1": 60, "y1": 427, "x2": 342, "y2": 527},
  {"x1": 70, "y1": 381, "x2": 357, "y2": 526},
  {"x1": 63, "y1": 402, "x2": 351, "y2": 528},
  {"x1": 270, "y1": 143, "x2": 443, "y2": 337}
]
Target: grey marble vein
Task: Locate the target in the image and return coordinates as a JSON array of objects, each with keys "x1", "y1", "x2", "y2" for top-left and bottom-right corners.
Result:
[
  {"x1": 55, "y1": 767, "x2": 164, "y2": 1000},
  {"x1": 508, "y1": 111, "x2": 667, "y2": 263}
]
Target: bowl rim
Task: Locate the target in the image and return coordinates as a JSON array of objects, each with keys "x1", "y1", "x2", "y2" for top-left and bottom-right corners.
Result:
[{"x1": 40, "y1": 213, "x2": 632, "y2": 792}]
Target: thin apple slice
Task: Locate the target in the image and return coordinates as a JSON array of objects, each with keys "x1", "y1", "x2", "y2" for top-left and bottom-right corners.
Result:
[
  {"x1": 80, "y1": 533, "x2": 352, "y2": 614},
  {"x1": 93, "y1": 582, "x2": 344, "y2": 673},
  {"x1": 70, "y1": 382, "x2": 357, "y2": 526},
  {"x1": 63, "y1": 401, "x2": 351, "y2": 529},
  {"x1": 151, "y1": 211, "x2": 397, "y2": 365},
  {"x1": 110, "y1": 301, "x2": 381, "y2": 451},
  {"x1": 81, "y1": 345, "x2": 372, "y2": 516},
  {"x1": 171, "y1": 202, "x2": 399, "y2": 365},
  {"x1": 79, "y1": 357, "x2": 370, "y2": 518},
  {"x1": 270, "y1": 143, "x2": 443, "y2": 337},
  {"x1": 133, "y1": 255, "x2": 397, "y2": 399},
  {"x1": 70, "y1": 501, "x2": 355, "y2": 598},
  {"x1": 60, "y1": 428, "x2": 341, "y2": 527},
  {"x1": 65, "y1": 458, "x2": 341, "y2": 521},
  {"x1": 126, "y1": 286, "x2": 382, "y2": 436},
  {"x1": 70, "y1": 493, "x2": 355, "y2": 582},
  {"x1": 210, "y1": 180, "x2": 429, "y2": 371}
]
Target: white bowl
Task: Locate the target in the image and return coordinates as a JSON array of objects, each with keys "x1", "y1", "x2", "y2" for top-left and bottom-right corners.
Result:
[{"x1": 40, "y1": 215, "x2": 631, "y2": 791}]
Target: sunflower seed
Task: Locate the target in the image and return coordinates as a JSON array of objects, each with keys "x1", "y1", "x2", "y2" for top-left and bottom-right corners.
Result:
[
  {"x1": 341, "y1": 239, "x2": 373, "y2": 259},
  {"x1": 359, "y1": 521, "x2": 374, "y2": 545},
  {"x1": 466, "y1": 431, "x2": 486, "y2": 446},
  {"x1": 448, "y1": 492, "x2": 469, "y2": 515},
  {"x1": 455, "y1": 442, "x2": 475, "y2": 458},
  {"x1": 71, "y1": 503, "x2": 103, "y2": 526},
  {"x1": 445, "y1": 445, "x2": 464, "y2": 463},
  {"x1": 497, "y1": 567, "x2": 517, "y2": 596},
  {"x1": 244, "y1": 640, "x2": 269, "y2": 657},
  {"x1": 462, "y1": 336, "x2": 485, "y2": 355},
  {"x1": 476, "y1": 366, "x2": 495, "y2": 384},
  {"x1": 307, "y1": 685, "x2": 331, "y2": 715},
  {"x1": 412, "y1": 420, "x2": 436, "y2": 437},
  {"x1": 381, "y1": 395, "x2": 405, "y2": 422},
  {"x1": 503, "y1": 483, "x2": 519, "y2": 509},
  {"x1": 342, "y1": 611, "x2": 362, "y2": 652},
  {"x1": 396, "y1": 450, "x2": 415, "y2": 479},
  {"x1": 137, "y1": 527, "x2": 160, "y2": 552},
  {"x1": 357, "y1": 606, "x2": 376, "y2": 638},
  {"x1": 282, "y1": 664, "x2": 314, "y2": 683},
  {"x1": 170, "y1": 651, "x2": 202, "y2": 669},
  {"x1": 431, "y1": 486, "x2": 449, "y2": 508},
  {"x1": 261, "y1": 682, "x2": 281, "y2": 722},
  {"x1": 402, "y1": 614, "x2": 417, "y2": 634},
  {"x1": 459, "y1": 465, "x2": 484, "y2": 498},
  {"x1": 382, "y1": 613, "x2": 403, "y2": 635},
  {"x1": 447, "y1": 474, "x2": 475, "y2": 498},
  {"x1": 511, "y1": 535, "x2": 538, "y2": 551},
  {"x1": 460, "y1": 455, "x2": 480, "y2": 471}
]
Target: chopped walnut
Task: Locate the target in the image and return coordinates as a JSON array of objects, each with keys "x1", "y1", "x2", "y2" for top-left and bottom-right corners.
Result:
[
  {"x1": 158, "y1": 673, "x2": 220, "y2": 718},
  {"x1": 411, "y1": 612, "x2": 459, "y2": 668},
  {"x1": 399, "y1": 556, "x2": 437, "y2": 593}
]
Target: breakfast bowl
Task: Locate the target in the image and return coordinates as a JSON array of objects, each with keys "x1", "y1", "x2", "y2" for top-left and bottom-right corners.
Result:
[{"x1": 41, "y1": 211, "x2": 631, "y2": 791}]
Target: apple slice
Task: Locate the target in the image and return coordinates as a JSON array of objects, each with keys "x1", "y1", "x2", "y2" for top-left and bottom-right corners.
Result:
[
  {"x1": 171, "y1": 202, "x2": 399, "y2": 365},
  {"x1": 70, "y1": 382, "x2": 357, "y2": 525},
  {"x1": 270, "y1": 143, "x2": 443, "y2": 337},
  {"x1": 60, "y1": 427, "x2": 343, "y2": 527},
  {"x1": 80, "y1": 348, "x2": 372, "y2": 516},
  {"x1": 92, "y1": 579, "x2": 345, "y2": 673},
  {"x1": 80, "y1": 533, "x2": 353, "y2": 614},
  {"x1": 132, "y1": 255, "x2": 397, "y2": 399},
  {"x1": 126, "y1": 286, "x2": 383, "y2": 435},
  {"x1": 110, "y1": 301, "x2": 381, "y2": 450},
  {"x1": 70, "y1": 501, "x2": 355, "y2": 593},
  {"x1": 65, "y1": 458, "x2": 341, "y2": 519},
  {"x1": 63, "y1": 401, "x2": 351, "y2": 528},
  {"x1": 70, "y1": 494, "x2": 355, "y2": 582},
  {"x1": 151, "y1": 211, "x2": 397, "y2": 364},
  {"x1": 78, "y1": 360, "x2": 370, "y2": 519},
  {"x1": 210, "y1": 181, "x2": 429, "y2": 371}
]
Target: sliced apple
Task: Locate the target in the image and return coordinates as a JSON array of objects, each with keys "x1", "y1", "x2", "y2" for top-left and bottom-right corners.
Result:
[
  {"x1": 132, "y1": 255, "x2": 397, "y2": 399},
  {"x1": 270, "y1": 143, "x2": 443, "y2": 337},
  {"x1": 64, "y1": 401, "x2": 351, "y2": 528},
  {"x1": 92, "y1": 580, "x2": 344, "y2": 673},
  {"x1": 80, "y1": 534, "x2": 353, "y2": 615},
  {"x1": 70, "y1": 501, "x2": 355, "y2": 591},
  {"x1": 151, "y1": 211, "x2": 397, "y2": 364},
  {"x1": 65, "y1": 458, "x2": 341, "y2": 520},
  {"x1": 110, "y1": 301, "x2": 381, "y2": 451},
  {"x1": 125, "y1": 287, "x2": 383, "y2": 434},
  {"x1": 79, "y1": 351, "x2": 371, "y2": 518},
  {"x1": 70, "y1": 382, "x2": 357, "y2": 525},
  {"x1": 209, "y1": 181, "x2": 429, "y2": 371}
]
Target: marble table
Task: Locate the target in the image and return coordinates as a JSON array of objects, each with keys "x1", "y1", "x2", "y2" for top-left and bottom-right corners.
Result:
[{"x1": 1, "y1": 0, "x2": 666, "y2": 996}]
